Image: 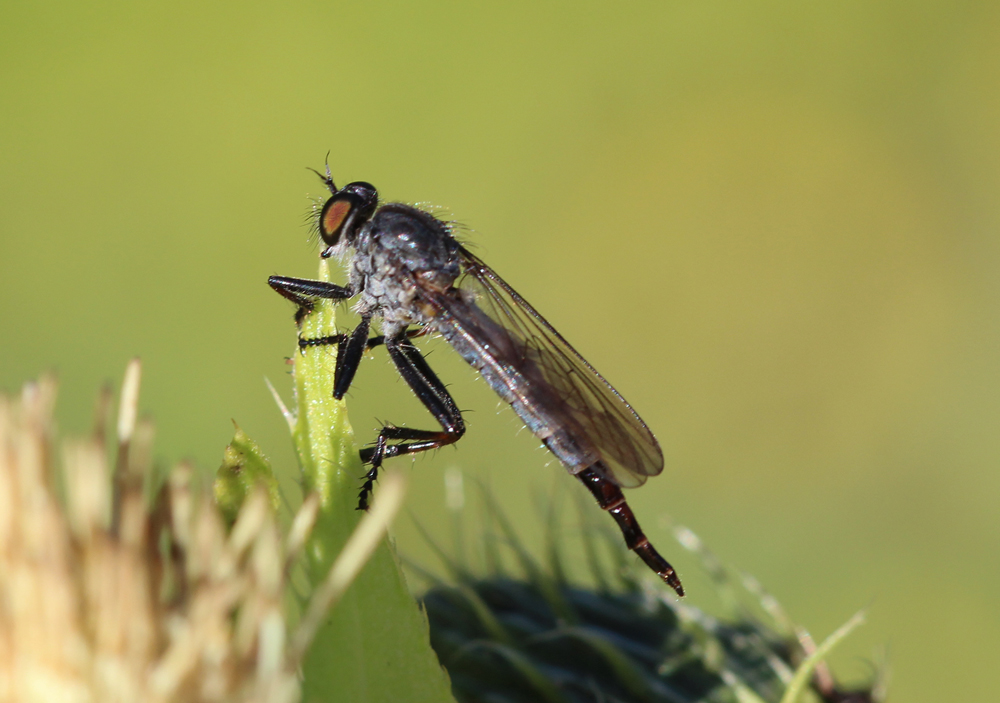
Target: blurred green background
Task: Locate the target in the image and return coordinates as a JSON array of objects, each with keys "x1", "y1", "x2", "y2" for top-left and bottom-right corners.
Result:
[{"x1": 2, "y1": 1, "x2": 998, "y2": 700}]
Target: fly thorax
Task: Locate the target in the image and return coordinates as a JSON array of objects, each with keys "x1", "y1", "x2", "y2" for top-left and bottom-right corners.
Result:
[
  {"x1": 351, "y1": 203, "x2": 463, "y2": 327},
  {"x1": 350, "y1": 240, "x2": 426, "y2": 326}
]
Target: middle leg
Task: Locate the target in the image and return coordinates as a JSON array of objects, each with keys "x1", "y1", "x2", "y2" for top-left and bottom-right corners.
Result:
[{"x1": 296, "y1": 321, "x2": 430, "y2": 401}]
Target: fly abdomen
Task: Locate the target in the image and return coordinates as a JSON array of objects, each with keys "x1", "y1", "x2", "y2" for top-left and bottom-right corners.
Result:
[{"x1": 576, "y1": 464, "x2": 684, "y2": 596}]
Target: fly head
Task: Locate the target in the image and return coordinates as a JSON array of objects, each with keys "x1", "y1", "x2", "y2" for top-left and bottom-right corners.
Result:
[{"x1": 318, "y1": 180, "x2": 379, "y2": 257}]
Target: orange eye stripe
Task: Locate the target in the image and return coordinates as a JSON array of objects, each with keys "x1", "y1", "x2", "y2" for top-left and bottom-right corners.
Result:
[{"x1": 323, "y1": 199, "x2": 352, "y2": 235}]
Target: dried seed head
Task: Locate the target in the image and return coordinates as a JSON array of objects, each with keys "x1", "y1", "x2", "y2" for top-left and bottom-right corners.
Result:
[{"x1": 0, "y1": 366, "x2": 315, "y2": 703}]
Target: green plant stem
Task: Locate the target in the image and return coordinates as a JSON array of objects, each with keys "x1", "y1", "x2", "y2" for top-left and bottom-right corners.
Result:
[{"x1": 293, "y1": 260, "x2": 454, "y2": 703}]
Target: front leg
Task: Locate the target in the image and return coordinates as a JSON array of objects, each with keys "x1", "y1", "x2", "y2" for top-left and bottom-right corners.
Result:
[
  {"x1": 268, "y1": 275, "x2": 353, "y2": 324},
  {"x1": 270, "y1": 274, "x2": 371, "y2": 402}
]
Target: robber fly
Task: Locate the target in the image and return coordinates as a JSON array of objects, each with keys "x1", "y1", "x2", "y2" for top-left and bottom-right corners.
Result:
[{"x1": 269, "y1": 170, "x2": 684, "y2": 596}]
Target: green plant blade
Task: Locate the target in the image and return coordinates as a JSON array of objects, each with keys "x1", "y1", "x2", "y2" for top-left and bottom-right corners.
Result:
[{"x1": 293, "y1": 261, "x2": 455, "y2": 703}]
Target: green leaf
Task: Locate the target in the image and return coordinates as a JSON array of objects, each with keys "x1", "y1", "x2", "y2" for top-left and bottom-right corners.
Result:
[
  {"x1": 291, "y1": 261, "x2": 455, "y2": 703},
  {"x1": 214, "y1": 421, "x2": 280, "y2": 525}
]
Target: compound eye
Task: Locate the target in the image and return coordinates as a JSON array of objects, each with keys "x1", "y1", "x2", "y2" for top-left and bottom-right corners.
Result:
[{"x1": 319, "y1": 195, "x2": 355, "y2": 246}]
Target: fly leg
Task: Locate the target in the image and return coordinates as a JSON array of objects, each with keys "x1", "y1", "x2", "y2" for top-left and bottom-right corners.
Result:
[
  {"x1": 331, "y1": 314, "x2": 371, "y2": 399},
  {"x1": 356, "y1": 334, "x2": 466, "y2": 511},
  {"x1": 361, "y1": 326, "x2": 429, "y2": 350},
  {"x1": 298, "y1": 325, "x2": 429, "y2": 356},
  {"x1": 268, "y1": 273, "x2": 428, "y2": 400},
  {"x1": 575, "y1": 464, "x2": 685, "y2": 597},
  {"x1": 268, "y1": 274, "x2": 375, "y2": 395},
  {"x1": 267, "y1": 275, "x2": 352, "y2": 324},
  {"x1": 304, "y1": 322, "x2": 431, "y2": 400}
]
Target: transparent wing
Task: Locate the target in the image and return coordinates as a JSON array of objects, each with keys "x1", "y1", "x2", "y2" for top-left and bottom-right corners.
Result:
[{"x1": 421, "y1": 248, "x2": 663, "y2": 488}]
